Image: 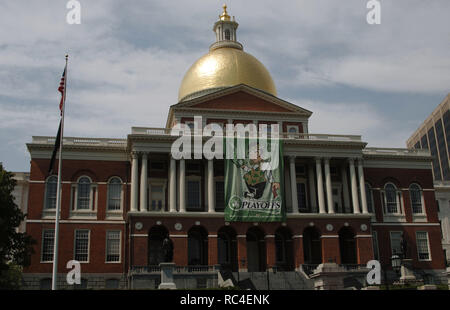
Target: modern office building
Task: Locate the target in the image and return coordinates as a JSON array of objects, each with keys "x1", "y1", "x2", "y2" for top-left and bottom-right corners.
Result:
[{"x1": 407, "y1": 94, "x2": 450, "y2": 264}]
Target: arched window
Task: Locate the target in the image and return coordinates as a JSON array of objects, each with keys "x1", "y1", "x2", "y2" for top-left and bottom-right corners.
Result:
[
  {"x1": 224, "y1": 29, "x2": 231, "y2": 40},
  {"x1": 275, "y1": 227, "x2": 294, "y2": 271},
  {"x1": 148, "y1": 226, "x2": 168, "y2": 266},
  {"x1": 384, "y1": 183, "x2": 400, "y2": 214},
  {"x1": 409, "y1": 184, "x2": 423, "y2": 214},
  {"x1": 339, "y1": 227, "x2": 356, "y2": 264},
  {"x1": 246, "y1": 227, "x2": 266, "y2": 272},
  {"x1": 107, "y1": 177, "x2": 122, "y2": 210},
  {"x1": 303, "y1": 227, "x2": 322, "y2": 265},
  {"x1": 188, "y1": 226, "x2": 208, "y2": 266},
  {"x1": 217, "y1": 226, "x2": 237, "y2": 271},
  {"x1": 77, "y1": 177, "x2": 91, "y2": 210},
  {"x1": 45, "y1": 176, "x2": 57, "y2": 209}
]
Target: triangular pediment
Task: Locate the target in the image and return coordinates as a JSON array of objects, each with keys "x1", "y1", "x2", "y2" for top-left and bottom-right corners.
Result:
[{"x1": 171, "y1": 84, "x2": 312, "y2": 115}]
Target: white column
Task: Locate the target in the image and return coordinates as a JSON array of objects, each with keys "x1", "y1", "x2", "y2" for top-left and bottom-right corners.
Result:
[
  {"x1": 289, "y1": 156, "x2": 299, "y2": 214},
  {"x1": 358, "y1": 159, "x2": 369, "y2": 214},
  {"x1": 130, "y1": 152, "x2": 139, "y2": 212},
  {"x1": 308, "y1": 164, "x2": 317, "y2": 212},
  {"x1": 349, "y1": 158, "x2": 360, "y2": 214},
  {"x1": 208, "y1": 159, "x2": 215, "y2": 213},
  {"x1": 324, "y1": 158, "x2": 334, "y2": 214},
  {"x1": 140, "y1": 153, "x2": 148, "y2": 212},
  {"x1": 341, "y1": 164, "x2": 350, "y2": 213},
  {"x1": 169, "y1": 157, "x2": 177, "y2": 212},
  {"x1": 315, "y1": 158, "x2": 326, "y2": 214},
  {"x1": 179, "y1": 159, "x2": 186, "y2": 212}
]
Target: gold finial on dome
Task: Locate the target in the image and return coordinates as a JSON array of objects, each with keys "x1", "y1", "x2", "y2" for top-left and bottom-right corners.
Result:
[{"x1": 220, "y1": 4, "x2": 231, "y2": 21}]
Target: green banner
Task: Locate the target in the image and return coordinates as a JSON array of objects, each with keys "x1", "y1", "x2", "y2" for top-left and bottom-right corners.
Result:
[{"x1": 224, "y1": 138, "x2": 285, "y2": 222}]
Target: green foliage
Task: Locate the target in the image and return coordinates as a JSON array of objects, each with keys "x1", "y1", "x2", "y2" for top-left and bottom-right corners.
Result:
[{"x1": 0, "y1": 163, "x2": 36, "y2": 289}]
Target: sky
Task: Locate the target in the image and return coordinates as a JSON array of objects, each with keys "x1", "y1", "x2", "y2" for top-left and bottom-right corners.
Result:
[{"x1": 0, "y1": 0, "x2": 449, "y2": 172}]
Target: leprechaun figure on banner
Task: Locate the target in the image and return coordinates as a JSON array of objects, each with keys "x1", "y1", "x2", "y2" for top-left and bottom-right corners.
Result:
[
  {"x1": 232, "y1": 152, "x2": 280, "y2": 200},
  {"x1": 225, "y1": 138, "x2": 285, "y2": 222}
]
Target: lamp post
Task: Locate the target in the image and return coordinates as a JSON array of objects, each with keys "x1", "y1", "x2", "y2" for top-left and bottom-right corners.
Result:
[{"x1": 383, "y1": 254, "x2": 402, "y2": 290}]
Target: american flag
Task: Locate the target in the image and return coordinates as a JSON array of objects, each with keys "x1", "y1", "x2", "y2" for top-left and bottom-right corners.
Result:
[{"x1": 58, "y1": 67, "x2": 66, "y2": 114}]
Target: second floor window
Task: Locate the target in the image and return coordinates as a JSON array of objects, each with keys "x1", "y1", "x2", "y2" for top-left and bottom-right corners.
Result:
[
  {"x1": 383, "y1": 183, "x2": 401, "y2": 214},
  {"x1": 409, "y1": 184, "x2": 423, "y2": 214},
  {"x1": 45, "y1": 176, "x2": 57, "y2": 209},
  {"x1": 107, "y1": 177, "x2": 122, "y2": 211},
  {"x1": 187, "y1": 180, "x2": 201, "y2": 210},
  {"x1": 365, "y1": 183, "x2": 374, "y2": 213},
  {"x1": 77, "y1": 177, "x2": 91, "y2": 210}
]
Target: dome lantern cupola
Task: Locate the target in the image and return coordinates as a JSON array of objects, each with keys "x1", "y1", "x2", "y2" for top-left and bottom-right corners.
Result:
[
  {"x1": 178, "y1": 5, "x2": 277, "y2": 102},
  {"x1": 210, "y1": 4, "x2": 243, "y2": 51}
]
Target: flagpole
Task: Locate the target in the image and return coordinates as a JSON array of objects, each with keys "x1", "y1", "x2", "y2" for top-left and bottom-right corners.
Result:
[{"x1": 52, "y1": 54, "x2": 68, "y2": 290}]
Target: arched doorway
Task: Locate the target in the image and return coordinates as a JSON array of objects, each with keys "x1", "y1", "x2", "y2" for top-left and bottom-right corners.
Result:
[
  {"x1": 148, "y1": 225, "x2": 169, "y2": 266},
  {"x1": 303, "y1": 227, "x2": 322, "y2": 264},
  {"x1": 246, "y1": 227, "x2": 266, "y2": 272},
  {"x1": 188, "y1": 226, "x2": 208, "y2": 265},
  {"x1": 217, "y1": 226, "x2": 238, "y2": 271},
  {"x1": 275, "y1": 227, "x2": 294, "y2": 271},
  {"x1": 339, "y1": 226, "x2": 357, "y2": 264}
]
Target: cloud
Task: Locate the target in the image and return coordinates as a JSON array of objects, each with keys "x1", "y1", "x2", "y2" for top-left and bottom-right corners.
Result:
[{"x1": 0, "y1": 0, "x2": 449, "y2": 171}]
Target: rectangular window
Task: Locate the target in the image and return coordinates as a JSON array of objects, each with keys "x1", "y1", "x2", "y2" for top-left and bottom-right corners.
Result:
[
  {"x1": 74, "y1": 230, "x2": 90, "y2": 262},
  {"x1": 435, "y1": 119, "x2": 450, "y2": 180},
  {"x1": 295, "y1": 165, "x2": 305, "y2": 175},
  {"x1": 187, "y1": 180, "x2": 201, "y2": 209},
  {"x1": 297, "y1": 182, "x2": 307, "y2": 211},
  {"x1": 390, "y1": 231, "x2": 403, "y2": 256},
  {"x1": 416, "y1": 231, "x2": 431, "y2": 260},
  {"x1": 41, "y1": 230, "x2": 55, "y2": 262},
  {"x1": 372, "y1": 231, "x2": 380, "y2": 261},
  {"x1": 215, "y1": 181, "x2": 225, "y2": 212},
  {"x1": 428, "y1": 127, "x2": 442, "y2": 181},
  {"x1": 106, "y1": 231, "x2": 121, "y2": 262},
  {"x1": 414, "y1": 141, "x2": 421, "y2": 149},
  {"x1": 443, "y1": 110, "x2": 450, "y2": 157},
  {"x1": 420, "y1": 134, "x2": 429, "y2": 150},
  {"x1": 150, "y1": 185, "x2": 164, "y2": 211}
]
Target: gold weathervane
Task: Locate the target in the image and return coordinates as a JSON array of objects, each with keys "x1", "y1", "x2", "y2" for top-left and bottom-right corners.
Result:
[{"x1": 219, "y1": 4, "x2": 231, "y2": 21}]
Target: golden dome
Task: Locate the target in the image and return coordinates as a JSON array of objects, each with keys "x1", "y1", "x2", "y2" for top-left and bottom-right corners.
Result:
[{"x1": 178, "y1": 47, "x2": 277, "y2": 101}]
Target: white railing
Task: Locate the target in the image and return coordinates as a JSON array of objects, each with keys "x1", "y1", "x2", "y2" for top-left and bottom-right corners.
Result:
[
  {"x1": 31, "y1": 136, "x2": 127, "y2": 147},
  {"x1": 131, "y1": 127, "x2": 362, "y2": 142},
  {"x1": 363, "y1": 147, "x2": 430, "y2": 157}
]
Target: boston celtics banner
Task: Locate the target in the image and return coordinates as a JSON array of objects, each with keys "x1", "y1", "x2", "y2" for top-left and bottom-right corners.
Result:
[{"x1": 224, "y1": 137, "x2": 285, "y2": 222}]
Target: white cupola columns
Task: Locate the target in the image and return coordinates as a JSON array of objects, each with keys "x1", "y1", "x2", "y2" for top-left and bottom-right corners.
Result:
[
  {"x1": 211, "y1": 5, "x2": 243, "y2": 51},
  {"x1": 130, "y1": 152, "x2": 139, "y2": 212}
]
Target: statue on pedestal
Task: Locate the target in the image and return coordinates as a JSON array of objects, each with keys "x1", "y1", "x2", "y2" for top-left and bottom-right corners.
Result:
[{"x1": 162, "y1": 236, "x2": 174, "y2": 262}]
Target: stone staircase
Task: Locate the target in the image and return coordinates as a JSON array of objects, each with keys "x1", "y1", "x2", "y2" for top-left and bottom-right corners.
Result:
[{"x1": 233, "y1": 271, "x2": 314, "y2": 290}]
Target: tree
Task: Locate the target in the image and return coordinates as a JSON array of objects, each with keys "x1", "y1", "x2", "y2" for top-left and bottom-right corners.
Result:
[{"x1": 0, "y1": 163, "x2": 35, "y2": 289}]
